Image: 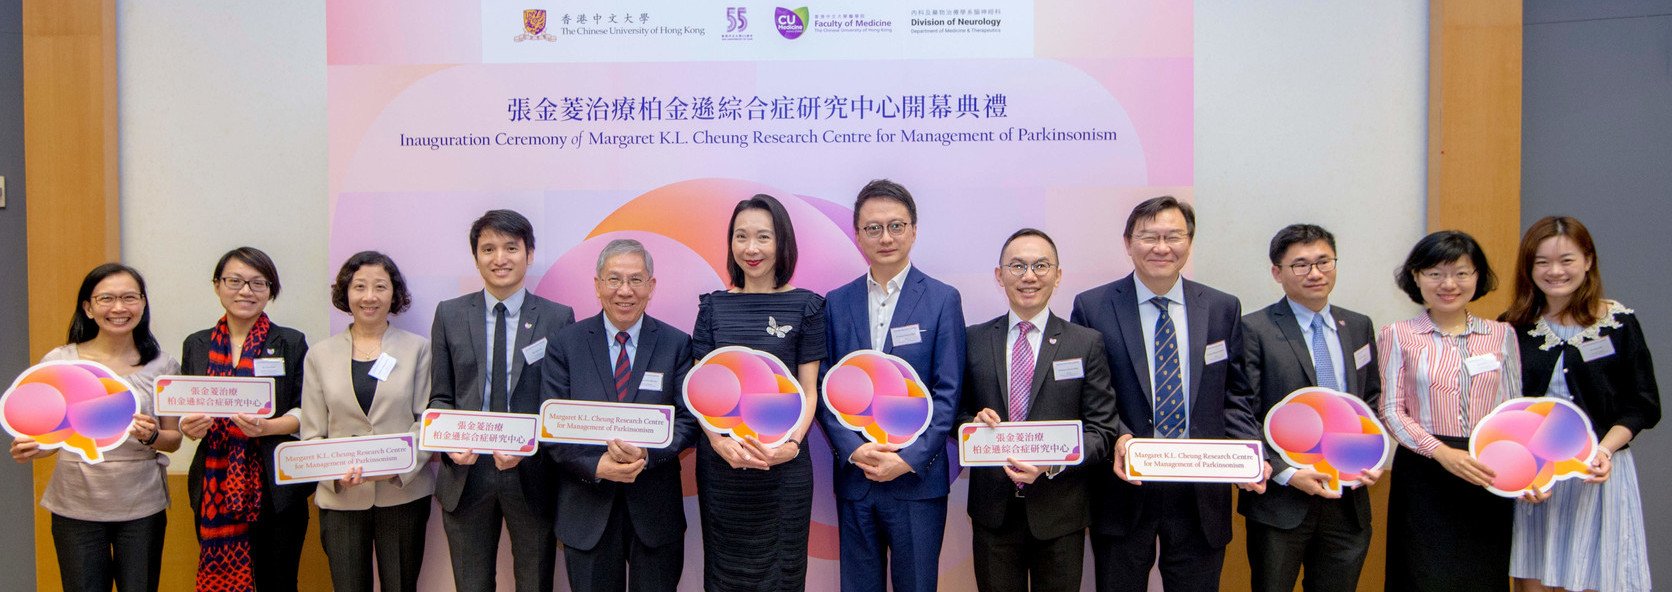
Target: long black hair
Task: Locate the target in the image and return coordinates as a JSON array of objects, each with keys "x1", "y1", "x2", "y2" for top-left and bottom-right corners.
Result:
[{"x1": 68, "y1": 263, "x2": 162, "y2": 364}]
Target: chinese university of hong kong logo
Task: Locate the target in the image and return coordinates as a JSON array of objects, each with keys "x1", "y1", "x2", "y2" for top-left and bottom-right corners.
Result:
[
  {"x1": 516, "y1": 8, "x2": 557, "y2": 42},
  {"x1": 775, "y1": 6, "x2": 808, "y2": 39},
  {"x1": 726, "y1": 7, "x2": 749, "y2": 33}
]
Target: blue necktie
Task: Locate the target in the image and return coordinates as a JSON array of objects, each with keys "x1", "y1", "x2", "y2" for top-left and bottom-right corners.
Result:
[
  {"x1": 1151, "y1": 297, "x2": 1186, "y2": 438},
  {"x1": 1311, "y1": 314, "x2": 1340, "y2": 390}
]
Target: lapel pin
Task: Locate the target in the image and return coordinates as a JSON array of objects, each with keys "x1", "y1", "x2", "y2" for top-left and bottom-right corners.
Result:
[
  {"x1": 1049, "y1": 338, "x2": 1058, "y2": 345},
  {"x1": 524, "y1": 322, "x2": 533, "y2": 329},
  {"x1": 265, "y1": 348, "x2": 275, "y2": 355}
]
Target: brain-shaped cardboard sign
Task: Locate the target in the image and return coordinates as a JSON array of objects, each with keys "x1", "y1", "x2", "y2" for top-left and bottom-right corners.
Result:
[
  {"x1": 1469, "y1": 397, "x2": 1598, "y2": 497},
  {"x1": 821, "y1": 350, "x2": 933, "y2": 447},
  {"x1": 1, "y1": 361, "x2": 140, "y2": 463},
  {"x1": 1264, "y1": 387, "x2": 1392, "y2": 494},
  {"x1": 683, "y1": 346, "x2": 806, "y2": 447}
]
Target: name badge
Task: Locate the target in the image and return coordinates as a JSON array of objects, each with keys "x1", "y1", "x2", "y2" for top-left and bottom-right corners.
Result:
[
  {"x1": 890, "y1": 324, "x2": 923, "y2": 347},
  {"x1": 253, "y1": 357, "x2": 286, "y2": 377},
  {"x1": 640, "y1": 371, "x2": 664, "y2": 391},
  {"x1": 1203, "y1": 340, "x2": 1228, "y2": 365},
  {"x1": 1354, "y1": 344, "x2": 1372, "y2": 369},
  {"x1": 1578, "y1": 338, "x2": 1615, "y2": 362},
  {"x1": 368, "y1": 353, "x2": 397, "y2": 382},
  {"x1": 1052, "y1": 358, "x2": 1084, "y2": 380},
  {"x1": 1464, "y1": 353, "x2": 1501, "y2": 376},
  {"x1": 522, "y1": 338, "x2": 547, "y2": 364}
]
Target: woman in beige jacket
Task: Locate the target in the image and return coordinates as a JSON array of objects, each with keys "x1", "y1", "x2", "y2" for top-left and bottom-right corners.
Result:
[{"x1": 299, "y1": 251, "x2": 434, "y2": 592}]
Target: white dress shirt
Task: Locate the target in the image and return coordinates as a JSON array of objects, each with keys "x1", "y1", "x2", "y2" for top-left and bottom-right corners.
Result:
[
  {"x1": 1136, "y1": 278, "x2": 1190, "y2": 437},
  {"x1": 482, "y1": 289, "x2": 525, "y2": 410},
  {"x1": 1005, "y1": 308, "x2": 1050, "y2": 398},
  {"x1": 867, "y1": 263, "x2": 912, "y2": 350}
]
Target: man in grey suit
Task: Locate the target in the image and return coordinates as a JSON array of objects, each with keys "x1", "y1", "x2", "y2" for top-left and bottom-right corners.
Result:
[
  {"x1": 958, "y1": 228, "x2": 1119, "y2": 592},
  {"x1": 545, "y1": 239, "x2": 699, "y2": 592},
  {"x1": 1238, "y1": 224, "x2": 1382, "y2": 592},
  {"x1": 429, "y1": 209, "x2": 575, "y2": 592}
]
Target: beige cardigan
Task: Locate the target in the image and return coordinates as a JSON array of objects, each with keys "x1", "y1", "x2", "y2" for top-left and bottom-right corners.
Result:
[{"x1": 299, "y1": 325, "x2": 435, "y2": 510}]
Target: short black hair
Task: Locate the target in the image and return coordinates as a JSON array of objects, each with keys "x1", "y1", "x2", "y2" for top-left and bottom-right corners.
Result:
[
  {"x1": 1395, "y1": 230, "x2": 1498, "y2": 304},
  {"x1": 1268, "y1": 224, "x2": 1338, "y2": 265},
  {"x1": 331, "y1": 251, "x2": 413, "y2": 316},
  {"x1": 470, "y1": 209, "x2": 536, "y2": 253},
  {"x1": 999, "y1": 227, "x2": 1059, "y2": 262},
  {"x1": 69, "y1": 263, "x2": 162, "y2": 365},
  {"x1": 1123, "y1": 195, "x2": 1195, "y2": 239},
  {"x1": 726, "y1": 194, "x2": 799, "y2": 289},
  {"x1": 852, "y1": 179, "x2": 918, "y2": 229},
  {"x1": 213, "y1": 246, "x2": 283, "y2": 299}
]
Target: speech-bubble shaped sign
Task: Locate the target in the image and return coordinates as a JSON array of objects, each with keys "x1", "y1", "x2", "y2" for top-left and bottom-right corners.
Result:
[
  {"x1": 1469, "y1": 396, "x2": 1598, "y2": 498},
  {"x1": 1263, "y1": 386, "x2": 1392, "y2": 494},
  {"x1": 682, "y1": 346, "x2": 805, "y2": 447},
  {"x1": 821, "y1": 349, "x2": 933, "y2": 447},
  {"x1": 1, "y1": 360, "x2": 140, "y2": 463}
]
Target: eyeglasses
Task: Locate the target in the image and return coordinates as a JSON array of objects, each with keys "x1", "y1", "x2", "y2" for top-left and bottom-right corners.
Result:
[
  {"x1": 1132, "y1": 232, "x2": 1189, "y2": 248},
  {"x1": 1285, "y1": 258, "x2": 1338, "y2": 276},
  {"x1": 1002, "y1": 261, "x2": 1056, "y2": 277},
  {"x1": 91, "y1": 293, "x2": 144, "y2": 307},
  {"x1": 1418, "y1": 268, "x2": 1478, "y2": 284},
  {"x1": 860, "y1": 221, "x2": 912, "y2": 239},
  {"x1": 218, "y1": 276, "x2": 272, "y2": 293},
  {"x1": 600, "y1": 276, "x2": 649, "y2": 290}
]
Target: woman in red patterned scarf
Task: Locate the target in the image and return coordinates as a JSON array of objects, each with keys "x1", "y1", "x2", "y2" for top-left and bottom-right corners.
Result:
[{"x1": 179, "y1": 247, "x2": 312, "y2": 592}]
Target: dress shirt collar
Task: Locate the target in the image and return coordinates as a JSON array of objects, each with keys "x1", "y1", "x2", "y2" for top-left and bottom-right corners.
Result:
[
  {"x1": 1008, "y1": 307, "x2": 1052, "y2": 335},
  {"x1": 1134, "y1": 276, "x2": 1185, "y2": 308},
  {"x1": 1287, "y1": 298, "x2": 1337, "y2": 333},
  {"x1": 1413, "y1": 311, "x2": 1490, "y2": 336},
  {"x1": 867, "y1": 263, "x2": 912, "y2": 297},
  {"x1": 608, "y1": 315, "x2": 645, "y2": 347},
  {"x1": 485, "y1": 288, "x2": 527, "y2": 315}
]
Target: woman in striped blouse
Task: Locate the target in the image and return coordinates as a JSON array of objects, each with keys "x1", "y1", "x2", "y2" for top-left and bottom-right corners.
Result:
[{"x1": 1378, "y1": 230, "x2": 1521, "y2": 591}]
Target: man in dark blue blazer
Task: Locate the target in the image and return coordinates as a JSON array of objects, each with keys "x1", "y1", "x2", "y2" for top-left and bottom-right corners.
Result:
[
  {"x1": 1069, "y1": 196, "x2": 1264, "y2": 592},
  {"x1": 428, "y1": 210, "x2": 575, "y2": 592},
  {"x1": 544, "y1": 239, "x2": 699, "y2": 592},
  {"x1": 818, "y1": 179, "x2": 966, "y2": 592},
  {"x1": 1238, "y1": 224, "x2": 1381, "y2": 592}
]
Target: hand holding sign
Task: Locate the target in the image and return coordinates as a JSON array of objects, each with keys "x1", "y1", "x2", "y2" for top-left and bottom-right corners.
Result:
[
  {"x1": 1263, "y1": 387, "x2": 1392, "y2": 494},
  {"x1": 1468, "y1": 397, "x2": 1598, "y2": 497}
]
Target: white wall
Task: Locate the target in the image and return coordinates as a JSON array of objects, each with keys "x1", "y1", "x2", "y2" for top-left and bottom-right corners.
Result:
[{"x1": 118, "y1": 1, "x2": 1429, "y2": 462}]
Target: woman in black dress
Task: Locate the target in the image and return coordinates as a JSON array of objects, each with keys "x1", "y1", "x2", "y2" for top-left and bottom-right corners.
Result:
[{"x1": 693, "y1": 194, "x2": 825, "y2": 591}]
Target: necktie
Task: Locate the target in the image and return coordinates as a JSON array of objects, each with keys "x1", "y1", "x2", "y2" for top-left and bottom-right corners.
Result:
[
  {"x1": 614, "y1": 331, "x2": 632, "y2": 401},
  {"x1": 1151, "y1": 297, "x2": 1186, "y2": 438},
  {"x1": 1008, "y1": 321, "x2": 1036, "y2": 422},
  {"x1": 1311, "y1": 314, "x2": 1340, "y2": 390},
  {"x1": 490, "y1": 302, "x2": 509, "y2": 413}
]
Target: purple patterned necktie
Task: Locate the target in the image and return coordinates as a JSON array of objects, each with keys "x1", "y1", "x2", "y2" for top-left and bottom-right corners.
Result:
[{"x1": 1009, "y1": 320, "x2": 1036, "y2": 422}]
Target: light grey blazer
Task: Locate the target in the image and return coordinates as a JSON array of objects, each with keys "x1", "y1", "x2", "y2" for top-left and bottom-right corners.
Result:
[{"x1": 299, "y1": 325, "x2": 436, "y2": 510}]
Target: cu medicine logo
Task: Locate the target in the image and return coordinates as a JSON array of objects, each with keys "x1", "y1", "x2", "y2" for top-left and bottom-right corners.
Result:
[
  {"x1": 775, "y1": 6, "x2": 809, "y2": 39},
  {"x1": 516, "y1": 8, "x2": 558, "y2": 42}
]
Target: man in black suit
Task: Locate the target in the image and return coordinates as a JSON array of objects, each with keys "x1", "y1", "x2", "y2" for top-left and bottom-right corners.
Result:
[
  {"x1": 958, "y1": 228, "x2": 1119, "y2": 592},
  {"x1": 429, "y1": 209, "x2": 575, "y2": 592},
  {"x1": 1239, "y1": 224, "x2": 1381, "y2": 592},
  {"x1": 545, "y1": 239, "x2": 699, "y2": 592},
  {"x1": 1068, "y1": 195, "x2": 1265, "y2": 592}
]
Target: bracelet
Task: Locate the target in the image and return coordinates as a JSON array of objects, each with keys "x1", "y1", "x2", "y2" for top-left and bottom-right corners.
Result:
[{"x1": 139, "y1": 429, "x2": 160, "y2": 447}]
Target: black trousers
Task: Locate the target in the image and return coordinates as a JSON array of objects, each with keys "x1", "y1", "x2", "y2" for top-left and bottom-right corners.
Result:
[
  {"x1": 563, "y1": 491, "x2": 684, "y2": 592},
  {"x1": 249, "y1": 501, "x2": 311, "y2": 592},
  {"x1": 51, "y1": 511, "x2": 167, "y2": 592},
  {"x1": 1091, "y1": 482, "x2": 1224, "y2": 592},
  {"x1": 442, "y1": 463, "x2": 556, "y2": 592},
  {"x1": 1245, "y1": 495, "x2": 1370, "y2": 592},
  {"x1": 319, "y1": 497, "x2": 433, "y2": 592},
  {"x1": 971, "y1": 498, "x2": 1085, "y2": 592}
]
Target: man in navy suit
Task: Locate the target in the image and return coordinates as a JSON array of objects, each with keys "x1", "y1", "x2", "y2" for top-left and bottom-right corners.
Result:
[
  {"x1": 818, "y1": 179, "x2": 966, "y2": 592},
  {"x1": 429, "y1": 209, "x2": 575, "y2": 592},
  {"x1": 1069, "y1": 196, "x2": 1265, "y2": 592},
  {"x1": 1239, "y1": 224, "x2": 1381, "y2": 592},
  {"x1": 544, "y1": 239, "x2": 699, "y2": 592}
]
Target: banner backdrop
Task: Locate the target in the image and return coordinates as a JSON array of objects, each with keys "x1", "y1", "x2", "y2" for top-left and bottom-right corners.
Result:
[{"x1": 328, "y1": 2, "x2": 1190, "y2": 588}]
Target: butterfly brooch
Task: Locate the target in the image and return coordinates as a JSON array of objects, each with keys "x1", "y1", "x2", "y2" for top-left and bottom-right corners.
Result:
[{"x1": 766, "y1": 316, "x2": 794, "y2": 338}]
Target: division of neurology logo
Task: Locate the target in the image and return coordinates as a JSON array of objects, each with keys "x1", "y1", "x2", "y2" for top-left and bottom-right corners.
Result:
[
  {"x1": 516, "y1": 8, "x2": 558, "y2": 42},
  {"x1": 726, "y1": 7, "x2": 749, "y2": 32},
  {"x1": 775, "y1": 6, "x2": 808, "y2": 39}
]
